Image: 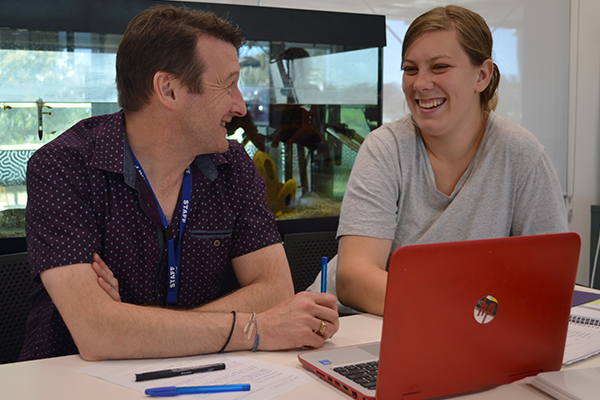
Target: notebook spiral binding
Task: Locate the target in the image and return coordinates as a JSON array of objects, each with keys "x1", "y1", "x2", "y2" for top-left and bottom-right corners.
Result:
[{"x1": 569, "y1": 315, "x2": 600, "y2": 327}]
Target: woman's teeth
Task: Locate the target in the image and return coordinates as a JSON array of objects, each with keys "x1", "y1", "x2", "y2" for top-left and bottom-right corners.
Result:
[{"x1": 418, "y1": 98, "x2": 445, "y2": 109}]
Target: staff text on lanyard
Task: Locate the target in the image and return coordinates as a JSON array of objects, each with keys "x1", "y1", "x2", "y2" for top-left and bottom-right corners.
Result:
[{"x1": 131, "y1": 150, "x2": 192, "y2": 305}]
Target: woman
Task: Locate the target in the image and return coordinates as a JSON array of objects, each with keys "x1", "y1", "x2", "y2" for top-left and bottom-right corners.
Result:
[{"x1": 334, "y1": 5, "x2": 567, "y2": 315}]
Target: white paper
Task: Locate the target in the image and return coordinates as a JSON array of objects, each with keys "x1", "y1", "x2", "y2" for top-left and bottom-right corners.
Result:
[
  {"x1": 530, "y1": 367, "x2": 600, "y2": 400},
  {"x1": 563, "y1": 300, "x2": 600, "y2": 366},
  {"x1": 78, "y1": 353, "x2": 315, "y2": 399}
]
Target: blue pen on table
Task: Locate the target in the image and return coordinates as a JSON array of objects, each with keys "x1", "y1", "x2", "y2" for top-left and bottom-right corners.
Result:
[
  {"x1": 321, "y1": 256, "x2": 328, "y2": 293},
  {"x1": 145, "y1": 384, "x2": 251, "y2": 397}
]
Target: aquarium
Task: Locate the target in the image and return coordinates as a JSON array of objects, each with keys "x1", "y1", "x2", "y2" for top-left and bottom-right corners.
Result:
[
  {"x1": 0, "y1": 0, "x2": 385, "y2": 242},
  {"x1": 0, "y1": 28, "x2": 121, "y2": 238},
  {"x1": 232, "y1": 42, "x2": 381, "y2": 221}
]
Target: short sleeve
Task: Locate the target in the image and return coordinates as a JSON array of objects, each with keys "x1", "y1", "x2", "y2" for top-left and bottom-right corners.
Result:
[
  {"x1": 511, "y1": 150, "x2": 568, "y2": 235},
  {"x1": 337, "y1": 127, "x2": 403, "y2": 240},
  {"x1": 25, "y1": 147, "x2": 102, "y2": 278}
]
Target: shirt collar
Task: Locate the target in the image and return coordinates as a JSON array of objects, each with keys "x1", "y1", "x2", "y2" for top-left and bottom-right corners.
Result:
[
  {"x1": 89, "y1": 110, "x2": 230, "y2": 187},
  {"x1": 88, "y1": 111, "x2": 127, "y2": 174}
]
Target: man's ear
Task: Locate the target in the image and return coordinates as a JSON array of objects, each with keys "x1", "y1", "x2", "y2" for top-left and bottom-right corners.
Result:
[
  {"x1": 475, "y1": 59, "x2": 494, "y2": 93},
  {"x1": 153, "y1": 71, "x2": 178, "y2": 110}
]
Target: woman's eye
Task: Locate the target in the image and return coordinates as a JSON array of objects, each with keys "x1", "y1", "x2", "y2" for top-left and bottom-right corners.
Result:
[
  {"x1": 433, "y1": 64, "x2": 449, "y2": 71},
  {"x1": 402, "y1": 66, "x2": 417, "y2": 74}
]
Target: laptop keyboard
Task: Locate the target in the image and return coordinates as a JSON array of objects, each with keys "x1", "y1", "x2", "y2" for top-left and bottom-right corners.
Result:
[{"x1": 333, "y1": 361, "x2": 379, "y2": 390}]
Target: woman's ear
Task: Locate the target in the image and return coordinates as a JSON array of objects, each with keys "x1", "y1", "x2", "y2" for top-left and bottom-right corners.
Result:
[{"x1": 475, "y1": 59, "x2": 494, "y2": 93}]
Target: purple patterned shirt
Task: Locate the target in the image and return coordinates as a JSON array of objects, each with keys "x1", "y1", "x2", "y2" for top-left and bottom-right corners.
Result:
[{"x1": 20, "y1": 111, "x2": 280, "y2": 361}]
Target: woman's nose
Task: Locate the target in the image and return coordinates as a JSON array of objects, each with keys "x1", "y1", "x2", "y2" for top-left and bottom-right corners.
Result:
[{"x1": 412, "y1": 71, "x2": 434, "y2": 92}]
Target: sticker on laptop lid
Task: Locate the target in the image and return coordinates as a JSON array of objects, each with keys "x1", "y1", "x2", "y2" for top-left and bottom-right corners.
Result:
[
  {"x1": 474, "y1": 295, "x2": 498, "y2": 324},
  {"x1": 318, "y1": 360, "x2": 332, "y2": 365}
]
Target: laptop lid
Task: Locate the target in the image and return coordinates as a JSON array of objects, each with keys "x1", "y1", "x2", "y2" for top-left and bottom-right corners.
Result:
[{"x1": 299, "y1": 232, "x2": 580, "y2": 400}]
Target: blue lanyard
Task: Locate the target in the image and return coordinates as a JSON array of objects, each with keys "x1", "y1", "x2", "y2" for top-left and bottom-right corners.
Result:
[{"x1": 130, "y1": 150, "x2": 192, "y2": 305}]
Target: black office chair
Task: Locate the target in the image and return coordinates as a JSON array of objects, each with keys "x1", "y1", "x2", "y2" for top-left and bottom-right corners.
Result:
[
  {"x1": 283, "y1": 231, "x2": 338, "y2": 293},
  {"x1": 0, "y1": 252, "x2": 33, "y2": 364}
]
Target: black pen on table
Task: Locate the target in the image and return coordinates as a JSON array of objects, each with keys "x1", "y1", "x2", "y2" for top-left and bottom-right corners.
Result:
[{"x1": 135, "y1": 362, "x2": 226, "y2": 382}]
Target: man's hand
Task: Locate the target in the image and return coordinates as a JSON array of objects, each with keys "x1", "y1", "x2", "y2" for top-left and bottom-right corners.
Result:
[
  {"x1": 91, "y1": 253, "x2": 121, "y2": 302},
  {"x1": 257, "y1": 291, "x2": 339, "y2": 350}
]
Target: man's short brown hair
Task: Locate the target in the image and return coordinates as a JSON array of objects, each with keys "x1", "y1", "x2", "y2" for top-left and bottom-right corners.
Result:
[{"x1": 116, "y1": 5, "x2": 245, "y2": 113}]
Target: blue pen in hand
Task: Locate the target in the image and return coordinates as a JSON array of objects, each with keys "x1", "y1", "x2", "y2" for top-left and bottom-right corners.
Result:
[
  {"x1": 145, "y1": 384, "x2": 251, "y2": 397},
  {"x1": 321, "y1": 256, "x2": 328, "y2": 293}
]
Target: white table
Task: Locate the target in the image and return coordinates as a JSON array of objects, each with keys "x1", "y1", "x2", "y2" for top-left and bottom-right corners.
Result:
[{"x1": 2, "y1": 288, "x2": 599, "y2": 400}]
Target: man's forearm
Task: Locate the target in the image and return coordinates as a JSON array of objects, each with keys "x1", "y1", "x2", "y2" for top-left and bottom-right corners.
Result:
[
  {"x1": 197, "y1": 278, "x2": 293, "y2": 314},
  {"x1": 43, "y1": 263, "x2": 338, "y2": 360},
  {"x1": 42, "y1": 263, "x2": 256, "y2": 360},
  {"x1": 77, "y1": 303, "x2": 246, "y2": 360},
  {"x1": 198, "y1": 243, "x2": 294, "y2": 313}
]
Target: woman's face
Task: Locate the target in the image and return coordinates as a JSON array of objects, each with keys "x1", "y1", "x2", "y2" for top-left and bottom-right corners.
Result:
[{"x1": 401, "y1": 29, "x2": 490, "y2": 139}]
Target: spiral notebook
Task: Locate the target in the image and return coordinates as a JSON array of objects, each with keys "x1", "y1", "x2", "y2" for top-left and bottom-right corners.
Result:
[
  {"x1": 298, "y1": 233, "x2": 580, "y2": 400},
  {"x1": 563, "y1": 299, "x2": 600, "y2": 365}
]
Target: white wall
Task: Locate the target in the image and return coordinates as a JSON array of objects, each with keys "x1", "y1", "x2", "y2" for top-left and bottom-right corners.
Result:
[{"x1": 568, "y1": 0, "x2": 600, "y2": 285}]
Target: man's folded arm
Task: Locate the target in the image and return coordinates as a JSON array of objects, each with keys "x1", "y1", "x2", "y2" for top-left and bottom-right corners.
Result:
[
  {"x1": 42, "y1": 251, "x2": 339, "y2": 360},
  {"x1": 41, "y1": 263, "x2": 249, "y2": 360},
  {"x1": 91, "y1": 242, "x2": 295, "y2": 314}
]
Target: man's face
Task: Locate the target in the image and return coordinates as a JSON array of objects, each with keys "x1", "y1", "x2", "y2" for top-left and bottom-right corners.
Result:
[{"x1": 178, "y1": 36, "x2": 247, "y2": 155}]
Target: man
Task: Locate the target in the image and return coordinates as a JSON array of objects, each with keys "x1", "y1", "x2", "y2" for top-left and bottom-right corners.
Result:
[{"x1": 19, "y1": 5, "x2": 338, "y2": 361}]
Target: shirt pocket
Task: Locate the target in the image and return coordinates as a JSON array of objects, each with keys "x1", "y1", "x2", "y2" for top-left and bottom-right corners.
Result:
[{"x1": 190, "y1": 229, "x2": 233, "y2": 249}]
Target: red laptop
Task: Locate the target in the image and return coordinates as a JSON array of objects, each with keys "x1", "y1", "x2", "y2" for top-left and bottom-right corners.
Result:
[{"x1": 298, "y1": 233, "x2": 580, "y2": 400}]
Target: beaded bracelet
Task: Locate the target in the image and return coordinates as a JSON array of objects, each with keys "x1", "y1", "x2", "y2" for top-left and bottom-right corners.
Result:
[
  {"x1": 243, "y1": 312, "x2": 260, "y2": 352},
  {"x1": 218, "y1": 310, "x2": 236, "y2": 353}
]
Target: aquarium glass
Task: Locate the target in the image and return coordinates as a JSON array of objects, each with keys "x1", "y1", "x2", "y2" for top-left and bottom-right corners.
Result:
[
  {"x1": 234, "y1": 41, "x2": 380, "y2": 221},
  {"x1": 0, "y1": 29, "x2": 381, "y2": 237}
]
